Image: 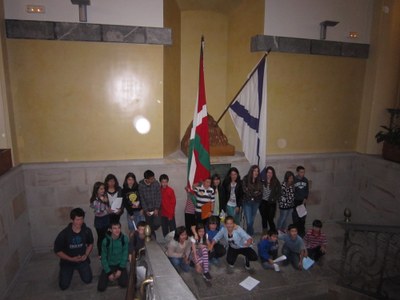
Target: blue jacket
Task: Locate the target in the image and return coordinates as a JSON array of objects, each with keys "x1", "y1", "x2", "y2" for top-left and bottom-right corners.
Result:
[
  {"x1": 257, "y1": 238, "x2": 279, "y2": 262},
  {"x1": 213, "y1": 225, "x2": 251, "y2": 249}
]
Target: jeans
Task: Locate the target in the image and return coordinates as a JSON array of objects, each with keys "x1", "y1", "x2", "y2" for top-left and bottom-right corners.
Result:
[
  {"x1": 282, "y1": 245, "x2": 301, "y2": 270},
  {"x1": 226, "y1": 205, "x2": 240, "y2": 225},
  {"x1": 226, "y1": 246, "x2": 258, "y2": 266},
  {"x1": 168, "y1": 257, "x2": 190, "y2": 272},
  {"x1": 243, "y1": 201, "x2": 260, "y2": 236},
  {"x1": 307, "y1": 246, "x2": 325, "y2": 262},
  {"x1": 259, "y1": 201, "x2": 276, "y2": 231},
  {"x1": 59, "y1": 260, "x2": 92, "y2": 290},
  {"x1": 127, "y1": 211, "x2": 145, "y2": 231},
  {"x1": 161, "y1": 216, "x2": 176, "y2": 237},
  {"x1": 292, "y1": 208, "x2": 306, "y2": 237},
  {"x1": 95, "y1": 227, "x2": 108, "y2": 256},
  {"x1": 97, "y1": 266, "x2": 128, "y2": 292},
  {"x1": 277, "y1": 208, "x2": 293, "y2": 231}
]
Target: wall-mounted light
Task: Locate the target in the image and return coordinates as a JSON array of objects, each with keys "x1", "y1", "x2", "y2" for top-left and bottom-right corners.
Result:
[
  {"x1": 320, "y1": 20, "x2": 339, "y2": 40},
  {"x1": 71, "y1": 0, "x2": 91, "y2": 23},
  {"x1": 26, "y1": 5, "x2": 45, "y2": 14}
]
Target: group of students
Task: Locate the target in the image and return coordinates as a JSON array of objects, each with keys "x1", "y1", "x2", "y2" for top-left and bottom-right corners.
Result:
[
  {"x1": 53, "y1": 165, "x2": 328, "y2": 291},
  {"x1": 53, "y1": 169, "x2": 175, "y2": 292},
  {"x1": 183, "y1": 165, "x2": 309, "y2": 238}
]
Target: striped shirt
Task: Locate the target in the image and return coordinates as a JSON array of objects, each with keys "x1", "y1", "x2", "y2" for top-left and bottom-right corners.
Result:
[
  {"x1": 304, "y1": 229, "x2": 327, "y2": 249},
  {"x1": 194, "y1": 185, "x2": 215, "y2": 213}
]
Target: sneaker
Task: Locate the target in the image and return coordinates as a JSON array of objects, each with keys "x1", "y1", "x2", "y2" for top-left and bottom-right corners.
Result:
[
  {"x1": 244, "y1": 256, "x2": 250, "y2": 270},
  {"x1": 273, "y1": 263, "x2": 280, "y2": 272},
  {"x1": 203, "y1": 272, "x2": 212, "y2": 281},
  {"x1": 228, "y1": 263, "x2": 235, "y2": 268}
]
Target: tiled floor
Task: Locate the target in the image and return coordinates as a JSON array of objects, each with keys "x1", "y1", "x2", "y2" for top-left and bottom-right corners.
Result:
[{"x1": 4, "y1": 222, "x2": 357, "y2": 300}]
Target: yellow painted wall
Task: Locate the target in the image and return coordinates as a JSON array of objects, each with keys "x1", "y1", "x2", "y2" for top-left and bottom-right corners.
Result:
[
  {"x1": 7, "y1": 40, "x2": 164, "y2": 163},
  {"x1": 225, "y1": 0, "x2": 366, "y2": 155},
  {"x1": 267, "y1": 53, "x2": 365, "y2": 154},
  {"x1": 163, "y1": 0, "x2": 181, "y2": 156},
  {"x1": 180, "y1": 10, "x2": 228, "y2": 138}
]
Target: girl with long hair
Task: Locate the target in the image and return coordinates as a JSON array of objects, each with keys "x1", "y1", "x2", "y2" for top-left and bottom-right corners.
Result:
[
  {"x1": 276, "y1": 171, "x2": 295, "y2": 232},
  {"x1": 222, "y1": 167, "x2": 243, "y2": 225},
  {"x1": 259, "y1": 166, "x2": 281, "y2": 233},
  {"x1": 90, "y1": 181, "x2": 110, "y2": 257},
  {"x1": 242, "y1": 165, "x2": 263, "y2": 236}
]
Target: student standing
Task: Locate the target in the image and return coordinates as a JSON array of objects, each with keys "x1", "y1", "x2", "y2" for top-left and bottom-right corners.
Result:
[
  {"x1": 211, "y1": 216, "x2": 258, "y2": 270},
  {"x1": 139, "y1": 170, "x2": 161, "y2": 236},
  {"x1": 242, "y1": 165, "x2": 263, "y2": 236},
  {"x1": 293, "y1": 166, "x2": 309, "y2": 237},
  {"x1": 122, "y1": 172, "x2": 144, "y2": 231},
  {"x1": 193, "y1": 177, "x2": 215, "y2": 225},
  {"x1": 160, "y1": 174, "x2": 177, "y2": 237},
  {"x1": 211, "y1": 174, "x2": 224, "y2": 217},
  {"x1": 97, "y1": 222, "x2": 129, "y2": 292},
  {"x1": 104, "y1": 174, "x2": 123, "y2": 224},
  {"x1": 89, "y1": 182, "x2": 110, "y2": 257},
  {"x1": 277, "y1": 171, "x2": 295, "y2": 232},
  {"x1": 222, "y1": 167, "x2": 243, "y2": 225},
  {"x1": 259, "y1": 166, "x2": 281, "y2": 233},
  {"x1": 54, "y1": 208, "x2": 94, "y2": 290}
]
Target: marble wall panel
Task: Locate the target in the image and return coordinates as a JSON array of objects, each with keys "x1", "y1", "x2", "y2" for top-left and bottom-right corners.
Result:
[
  {"x1": 25, "y1": 186, "x2": 56, "y2": 208},
  {"x1": 12, "y1": 193, "x2": 26, "y2": 221},
  {"x1": 333, "y1": 170, "x2": 354, "y2": 187},
  {"x1": 4, "y1": 250, "x2": 20, "y2": 286}
]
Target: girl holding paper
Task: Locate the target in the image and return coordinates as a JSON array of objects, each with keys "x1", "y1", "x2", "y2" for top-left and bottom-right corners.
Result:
[{"x1": 104, "y1": 174, "x2": 123, "y2": 224}]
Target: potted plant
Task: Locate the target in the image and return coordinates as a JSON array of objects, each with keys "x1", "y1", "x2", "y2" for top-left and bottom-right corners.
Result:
[{"x1": 375, "y1": 108, "x2": 400, "y2": 163}]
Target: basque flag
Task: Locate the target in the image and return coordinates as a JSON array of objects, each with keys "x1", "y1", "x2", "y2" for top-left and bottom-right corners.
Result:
[
  {"x1": 229, "y1": 57, "x2": 267, "y2": 169},
  {"x1": 187, "y1": 36, "x2": 211, "y2": 190}
]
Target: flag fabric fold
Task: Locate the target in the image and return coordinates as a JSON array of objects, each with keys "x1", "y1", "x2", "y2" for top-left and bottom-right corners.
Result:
[
  {"x1": 229, "y1": 57, "x2": 267, "y2": 169},
  {"x1": 187, "y1": 37, "x2": 211, "y2": 190}
]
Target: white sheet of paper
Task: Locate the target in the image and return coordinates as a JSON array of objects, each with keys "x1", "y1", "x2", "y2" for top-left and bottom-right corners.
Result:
[
  {"x1": 296, "y1": 204, "x2": 307, "y2": 218},
  {"x1": 111, "y1": 197, "x2": 122, "y2": 212},
  {"x1": 239, "y1": 276, "x2": 260, "y2": 291},
  {"x1": 302, "y1": 257, "x2": 315, "y2": 270},
  {"x1": 273, "y1": 255, "x2": 287, "y2": 263}
]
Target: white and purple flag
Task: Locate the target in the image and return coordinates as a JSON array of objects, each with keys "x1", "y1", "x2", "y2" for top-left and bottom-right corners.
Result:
[{"x1": 229, "y1": 57, "x2": 267, "y2": 169}]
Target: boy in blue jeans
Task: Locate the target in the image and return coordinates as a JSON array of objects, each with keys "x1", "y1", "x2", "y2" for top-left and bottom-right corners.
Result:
[
  {"x1": 279, "y1": 224, "x2": 307, "y2": 270},
  {"x1": 258, "y1": 229, "x2": 279, "y2": 271}
]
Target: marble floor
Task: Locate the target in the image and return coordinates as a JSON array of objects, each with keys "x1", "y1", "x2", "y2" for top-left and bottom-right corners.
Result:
[{"x1": 4, "y1": 222, "x2": 375, "y2": 300}]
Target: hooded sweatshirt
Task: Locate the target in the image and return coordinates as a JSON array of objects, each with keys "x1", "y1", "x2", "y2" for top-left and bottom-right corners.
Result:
[{"x1": 100, "y1": 232, "x2": 129, "y2": 274}]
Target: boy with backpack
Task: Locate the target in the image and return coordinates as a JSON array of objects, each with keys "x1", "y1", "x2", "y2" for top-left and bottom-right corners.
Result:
[{"x1": 97, "y1": 221, "x2": 129, "y2": 292}]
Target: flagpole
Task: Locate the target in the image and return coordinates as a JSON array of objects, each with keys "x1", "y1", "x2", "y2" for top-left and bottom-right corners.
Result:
[{"x1": 216, "y1": 49, "x2": 272, "y2": 125}]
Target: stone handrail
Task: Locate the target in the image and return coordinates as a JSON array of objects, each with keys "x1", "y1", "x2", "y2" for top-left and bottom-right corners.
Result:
[{"x1": 141, "y1": 240, "x2": 196, "y2": 300}]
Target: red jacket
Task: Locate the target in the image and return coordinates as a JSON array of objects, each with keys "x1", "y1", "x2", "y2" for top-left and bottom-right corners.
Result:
[{"x1": 161, "y1": 186, "x2": 176, "y2": 220}]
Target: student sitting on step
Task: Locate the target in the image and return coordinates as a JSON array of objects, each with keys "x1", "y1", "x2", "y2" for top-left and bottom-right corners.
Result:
[
  {"x1": 258, "y1": 229, "x2": 280, "y2": 271},
  {"x1": 279, "y1": 224, "x2": 307, "y2": 270},
  {"x1": 303, "y1": 219, "x2": 327, "y2": 263},
  {"x1": 206, "y1": 216, "x2": 226, "y2": 264}
]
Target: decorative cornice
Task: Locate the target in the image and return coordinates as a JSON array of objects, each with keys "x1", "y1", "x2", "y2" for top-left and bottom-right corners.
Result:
[
  {"x1": 5, "y1": 19, "x2": 172, "y2": 45},
  {"x1": 251, "y1": 35, "x2": 369, "y2": 58}
]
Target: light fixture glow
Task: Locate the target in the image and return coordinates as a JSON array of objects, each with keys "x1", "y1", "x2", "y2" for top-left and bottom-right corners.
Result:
[{"x1": 134, "y1": 117, "x2": 151, "y2": 134}]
